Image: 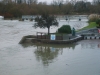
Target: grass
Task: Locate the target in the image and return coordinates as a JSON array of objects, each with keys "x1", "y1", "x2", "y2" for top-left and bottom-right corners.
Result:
[
  {"x1": 50, "y1": 22, "x2": 98, "y2": 34},
  {"x1": 77, "y1": 22, "x2": 98, "y2": 31}
]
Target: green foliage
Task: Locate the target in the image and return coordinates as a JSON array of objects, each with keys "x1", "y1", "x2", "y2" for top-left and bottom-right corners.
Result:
[
  {"x1": 96, "y1": 19, "x2": 100, "y2": 26},
  {"x1": 34, "y1": 13, "x2": 58, "y2": 34},
  {"x1": 57, "y1": 25, "x2": 71, "y2": 34},
  {"x1": 34, "y1": 13, "x2": 58, "y2": 28},
  {"x1": 74, "y1": 1, "x2": 88, "y2": 13}
]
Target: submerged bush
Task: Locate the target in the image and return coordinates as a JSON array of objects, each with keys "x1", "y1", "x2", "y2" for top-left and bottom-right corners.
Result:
[{"x1": 57, "y1": 25, "x2": 71, "y2": 34}]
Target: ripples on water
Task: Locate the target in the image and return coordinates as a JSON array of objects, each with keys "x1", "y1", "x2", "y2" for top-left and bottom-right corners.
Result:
[{"x1": 0, "y1": 19, "x2": 100, "y2": 75}]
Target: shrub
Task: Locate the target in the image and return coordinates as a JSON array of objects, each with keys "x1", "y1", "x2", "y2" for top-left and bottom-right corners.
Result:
[
  {"x1": 96, "y1": 19, "x2": 100, "y2": 26},
  {"x1": 96, "y1": 19, "x2": 100, "y2": 27},
  {"x1": 88, "y1": 14, "x2": 100, "y2": 22},
  {"x1": 57, "y1": 25, "x2": 71, "y2": 34}
]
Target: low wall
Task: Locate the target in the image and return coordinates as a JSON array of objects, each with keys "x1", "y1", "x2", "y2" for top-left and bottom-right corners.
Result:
[
  {"x1": 19, "y1": 35, "x2": 83, "y2": 44},
  {"x1": 19, "y1": 35, "x2": 36, "y2": 44},
  {"x1": 37, "y1": 37, "x2": 82, "y2": 44}
]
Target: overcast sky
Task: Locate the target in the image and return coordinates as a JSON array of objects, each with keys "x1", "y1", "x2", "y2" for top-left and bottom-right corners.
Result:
[{"x1": 38, "y1": 0, "x2": 93, "y2": 3}]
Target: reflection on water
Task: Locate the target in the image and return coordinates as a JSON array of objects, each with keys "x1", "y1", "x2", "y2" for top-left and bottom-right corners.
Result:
[
  {"x1": 19, "y1": 41, "x2": 100, "y2": 75},
  {"x1": 80, "y1": 40, "x2": 100, "y2": 49},
  {"x1": 0, "y1": 40, "x2": 100, "y2": 75},
  {"x1": 34, "y1": 46, "x2": 60, "y2": 66},
  {"x1": 98, "y1": 44, "x2": 100, "y2": 48},
  {"x1": 22, "y1": 43, "x2": 77, "y2": 66}
]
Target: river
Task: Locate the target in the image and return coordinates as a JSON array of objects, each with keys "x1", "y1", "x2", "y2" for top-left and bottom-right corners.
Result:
[{"x1": 0, "y1": 17, "x2": 100, "y2": 75}]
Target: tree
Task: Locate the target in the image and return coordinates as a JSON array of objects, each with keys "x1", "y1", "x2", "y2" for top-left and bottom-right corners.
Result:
[
  {"x1": 17, "y1": 0, "x2": 22, "y2": 4},
  {"x1": 74, "y1": 1, "x2": 87, "y2": 13},
  {"x1": 62, "y1": 3, "x2": 73, "y2": 15},
  {"x1": 34, "y1": 13, "x2": 58, "y2": 35},
  {"x1": 51, "y1": 0, "x2": 64, "y2": 6},
  {"x1": 9, "y1": 7, "x2": 22, "y2": 17},
  {"x1": 93, "y1": 0, "x2": 100, "y2": 5},
  {"x1": 51, "y1": 0, "x2": 64, "y2": 12}
]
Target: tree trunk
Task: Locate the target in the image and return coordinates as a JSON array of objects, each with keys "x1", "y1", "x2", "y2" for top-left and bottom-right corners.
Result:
[{"x1": 48, "y1": 27, "x2": 50, "y2": 35}]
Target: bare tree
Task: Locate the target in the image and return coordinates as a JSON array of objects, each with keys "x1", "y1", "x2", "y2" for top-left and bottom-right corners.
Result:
[
  {"x1": 28, "y1": 0, "x2": 37, "y2": 4},
  {"x1": 51, "y1": 0, "x2": 64, "y2": 6},
  {"x1": 2, "y1": 0, "x2": 12, "y2": 4},
  {"x1": 92, "y1": 0, "x2": 100, "y2": 5}
]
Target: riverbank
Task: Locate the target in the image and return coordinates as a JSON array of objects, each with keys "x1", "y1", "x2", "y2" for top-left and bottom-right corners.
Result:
[{"x1": 77, "y1": 22, "x2": 98, "y2": 31}]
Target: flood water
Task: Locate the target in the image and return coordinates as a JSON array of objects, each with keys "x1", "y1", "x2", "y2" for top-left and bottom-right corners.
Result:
[{"x1": 0, "y1": 17, "x2": 100, "y2": 75}]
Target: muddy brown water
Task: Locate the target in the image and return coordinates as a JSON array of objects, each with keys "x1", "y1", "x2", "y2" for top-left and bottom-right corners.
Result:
[{"x1": 1, "y1": 18, "x2": 100, "y2": 75}]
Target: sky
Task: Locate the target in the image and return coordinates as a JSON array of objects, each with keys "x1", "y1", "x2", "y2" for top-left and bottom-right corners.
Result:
[{"x1": 38, "y1": 0, "x2": 93, "y2": 4}]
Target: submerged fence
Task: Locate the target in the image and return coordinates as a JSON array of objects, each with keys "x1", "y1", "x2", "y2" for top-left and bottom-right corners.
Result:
[{"x1": 36, "y1": 32, "x2": 81, "y2": 41}]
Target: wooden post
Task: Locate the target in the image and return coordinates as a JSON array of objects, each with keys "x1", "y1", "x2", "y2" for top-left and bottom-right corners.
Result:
[
  {"x1": 94, "y1": 37, "x2": 96, "y2": 39},
  {"x1": 85, "y1": 37, "x2": 87, "y2": 40},
  {"x1": 45, "y1": 33, "x2": 46, "y2": 39},
  {"x1": 41, "y1": 33, "x2": 42, "y2": 39},
  {"x1": 90, "y1": 37, "x2": 92, "y2": 39},
  {"x1": 69, "y1": 37, "x2": 70, "y2": 40},
  {"x1": 61, "y1": 34, "x2": 63, "y2": 40},
  {"x1": 37, "y1": 32, "x2": 38, "y2": 39}
]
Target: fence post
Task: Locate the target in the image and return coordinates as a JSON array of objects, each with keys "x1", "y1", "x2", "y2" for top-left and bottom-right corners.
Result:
[
  {"x1": 37, "y1": 32, "x2": 38, "y2": 39},
  {"x1": 41, "y1": 33, "x2": 42, "y2": 39},
  {"x1": 62, "y1": 34, "x2": 63, "y2": 40}
]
